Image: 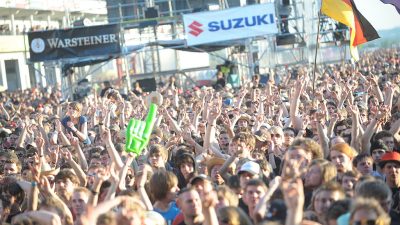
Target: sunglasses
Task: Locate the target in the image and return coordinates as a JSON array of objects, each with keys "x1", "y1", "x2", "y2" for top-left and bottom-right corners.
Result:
[
  {"x1": 353, "y1": 220, "x2": 377, "y2": 225},
  {"x1": 271, "y1": 133, "x2": 282, "y2": 138}
]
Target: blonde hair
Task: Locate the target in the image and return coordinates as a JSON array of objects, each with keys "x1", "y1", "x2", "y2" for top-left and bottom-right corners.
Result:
[
  {"x1": 231, "y1": 132, "x2": 256, "y2": 151},
  {"x1": 69, "y1": 102, "x2": 82, "y2": 113},
  {"x1": 350, "y1": 198, "x2": 391, "y2": 225},
  {"x1": 290, "y1": 138, "x2": 324, "y2": 160},
  {"x1": 217, "y1": 206, "x2": 253, "y2": 225},
  {"x1": 216, "y1": 186, "x2": 239, "y2": 207},
  {"x1": 309, "y1": 159, "x2": 337, "y2": 184}
]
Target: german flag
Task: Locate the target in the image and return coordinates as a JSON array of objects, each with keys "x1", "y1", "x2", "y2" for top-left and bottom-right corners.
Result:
[
  {"x1": 321, "y1": 0, "x2": 380, "y2": 61},
  {"x1": 380, "y1": 0, "x2": 400, "y2": 14}
]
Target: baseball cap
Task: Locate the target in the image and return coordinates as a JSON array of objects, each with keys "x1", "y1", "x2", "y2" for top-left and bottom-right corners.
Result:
[
  {"x1": 254, "y1": 129, "x2": 271, "y2": 142},
  {"x1": 238, "y1": 161, "x2": 260, "y2": 175},
  {"x1": 189, "y1": 174, "x2": 211, "y2": 185},
  {"x1": 379, "y1": 152, "x2": 400, "y2": 168}
]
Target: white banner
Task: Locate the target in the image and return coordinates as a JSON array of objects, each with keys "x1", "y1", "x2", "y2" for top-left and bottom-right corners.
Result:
[{"x1": 183, "y1": 3, "x2": 278, "y2": 46}]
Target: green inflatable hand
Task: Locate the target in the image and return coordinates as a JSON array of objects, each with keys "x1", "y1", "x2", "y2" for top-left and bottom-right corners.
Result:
[{"x1": 125, "y1": 103, "x2": 158, "y2": 155}]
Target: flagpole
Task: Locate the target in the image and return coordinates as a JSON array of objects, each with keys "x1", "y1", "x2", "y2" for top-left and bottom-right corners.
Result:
[{"x1": 312, "y1": 10, "x2": 322, "y2": 96}]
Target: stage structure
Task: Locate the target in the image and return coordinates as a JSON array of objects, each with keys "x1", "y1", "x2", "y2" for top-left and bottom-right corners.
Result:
[{"x1": 25, "y1": 0, "x2": 352, "y2": 99}]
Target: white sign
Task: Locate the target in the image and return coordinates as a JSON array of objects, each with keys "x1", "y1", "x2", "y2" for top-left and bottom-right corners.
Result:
[{"x1": 183, "y1": 3, "x2": 278, "y2": 46}]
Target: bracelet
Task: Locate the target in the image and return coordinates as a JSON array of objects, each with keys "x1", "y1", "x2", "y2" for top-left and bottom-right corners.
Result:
[
  {"x1": 31, "y1": 181, "x2": 37, "y2": 187},
  {"x1": 91, "y1": 190, "x2": 99, "y2": 195},
  {"x1": 99, "y1": 123, "x2": 104, "y2": 126}
]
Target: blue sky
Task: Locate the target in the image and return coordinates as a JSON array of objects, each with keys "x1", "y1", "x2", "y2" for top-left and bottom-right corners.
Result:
[{"x1": 354, "y1": 0, "x2": 400, "y2": 30}]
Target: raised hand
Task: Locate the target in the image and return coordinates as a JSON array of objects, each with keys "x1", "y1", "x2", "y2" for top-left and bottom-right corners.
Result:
[
  {"x1": 375, "y1": 106, "x2": 390, "y2": 124},
  {"x1": 220, "y1": 115, "x2": 232, "y2": 129},
  {"x1": 346, "y1": 104, "x2": 359, "y2": 116},
  {"x1": 29, "y1": 155, "x2": 42, "y2": 183},
  {"x1": 200, "y1": 183, "x2": 218, "y2": 208},
  {"x1": 35, "y1": 136, "x2": 45, "y2": 151},
  {"x1": 125, "y1": 104, "x2": 158, "y2": 155},
  {"x1": 101, "y1": 128, "x2": 112, "y2": 141},
  {"x1": 281, "y1": 176, "x2": 304, "y2": 210},
  {"x1": 39, "y1": 176, "x2": 55, "y2": 195},
  {"x1": 208, "y1": 105, "x2": 222, "y2": 123},
  {"x1": 66, "y1": 121, "x2": 76, "y2": 130},
  {"x1": 281, "y1": 153, "x2": 307, "y2": 181},
  {"x1": 37, "y1": 114, "x2": 44, "y2": 126},
  {"x1": 55, "y1": 119, "x2": 62, "y2": 132},
  {"x1": 61, "y1": 148, "x2": 73, "y2": 162},
  {"x1": 49, "y1": 147, "x2": 60, "y2": 167},
  {"x1": 70, "y1": 136, "x2": 80, "y2": 147}
]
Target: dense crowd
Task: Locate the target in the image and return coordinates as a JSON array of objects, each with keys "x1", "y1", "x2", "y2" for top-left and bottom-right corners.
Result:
[{"x1": 0, "y1": 48, "x2": 399, "y2": 225}]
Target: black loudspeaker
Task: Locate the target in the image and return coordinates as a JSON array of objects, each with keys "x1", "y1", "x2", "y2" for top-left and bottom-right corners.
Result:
[
  {"x1": 282, "y1": 0, "x2": 290, "y2": 6},
  {"x1": 136, "y1": 78, "x2": 157, "y2": 92},
  {"x1": 144, "y1": 7, "x2": 159, "y2": 19},
  {"x1": 247, "y1": 0, "x2": 259, "y2": 4},
  {"x1": 276, "y1": 34, "x2": 296, "y2": 46}
]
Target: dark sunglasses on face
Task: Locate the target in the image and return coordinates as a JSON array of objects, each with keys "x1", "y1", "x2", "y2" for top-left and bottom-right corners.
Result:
[
  {"x1": 353, "y1": 220, "x2": 378, "y2": 225},
  {"x1": 271, "y1": 133, "x2": 281, "y2": 138}
]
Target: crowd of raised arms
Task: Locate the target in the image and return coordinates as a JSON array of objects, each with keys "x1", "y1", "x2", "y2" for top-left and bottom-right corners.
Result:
[{"x1": 0, "y1": 48, "x2": 399, "y2": 225}]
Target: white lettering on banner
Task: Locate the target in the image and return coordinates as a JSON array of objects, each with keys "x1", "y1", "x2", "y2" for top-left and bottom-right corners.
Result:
[
  {"x1": 183, "y1": 3, "x2": 278, "y2": 46},
  {"x1": 46, "y1": 34, "x2": 118, "y2": 49}
]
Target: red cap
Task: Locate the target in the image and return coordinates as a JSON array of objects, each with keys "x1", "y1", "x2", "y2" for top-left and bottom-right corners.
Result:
[{"x1": 379, "y1": 152, "x2": 400, "y2": 168}]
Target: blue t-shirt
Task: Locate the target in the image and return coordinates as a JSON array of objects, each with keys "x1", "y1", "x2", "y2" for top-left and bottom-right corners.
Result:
[
  {"x1": 153, "y1": 202, "x2": 180, "y2": 225},
  {"x1": 61, "y1": 116, "x2": 91, "y2": 145}
]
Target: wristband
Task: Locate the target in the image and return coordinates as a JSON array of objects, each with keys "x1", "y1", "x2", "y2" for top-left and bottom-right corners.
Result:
[
  {"x1": 91, "y1": 190, "x2": 99, "y2": 195},
  {"x1": 31, "y1": 181, "x2": 37, "y2": 187}
]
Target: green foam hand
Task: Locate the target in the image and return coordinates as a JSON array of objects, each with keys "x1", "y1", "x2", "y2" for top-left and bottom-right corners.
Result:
[{"x1": 125, "y1": 103, "x2": 158, "y2": 155}]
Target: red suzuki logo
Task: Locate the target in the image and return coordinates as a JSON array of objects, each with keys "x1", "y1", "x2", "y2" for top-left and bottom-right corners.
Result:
[{"x1": 188, "y1": 21, "x2": 203, "y2": 36}]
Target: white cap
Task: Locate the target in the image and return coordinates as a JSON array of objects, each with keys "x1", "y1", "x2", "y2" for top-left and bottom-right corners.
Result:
[{"x1": 238, "y1": 161, "x2": 260, "y2": 175}]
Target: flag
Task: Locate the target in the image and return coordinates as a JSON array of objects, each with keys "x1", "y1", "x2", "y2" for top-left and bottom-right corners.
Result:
[
  {"x1": 321, "y1": 0, "x2": 380, "y2": 61},
  {"x1": 380, "y1": 0, "x2": 400, "y2": 14}
]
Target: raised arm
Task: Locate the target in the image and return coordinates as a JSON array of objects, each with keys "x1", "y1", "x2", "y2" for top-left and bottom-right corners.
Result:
[
  {"x1": 55, "y1": 119, "x2": 71, "y2": 146},
  {"x1": 136, "y1": 165, "x2": 153, "y2": 211},
  {"x1": 348, "y1": 105, "x2": 361, "y2": 152},
  {"x1": 390, "y1": 117, "x2": 400, "y2": 143},
  {"x1": 102, "y1": 128, "x2": 124, "y2": 170},
  {"x1": 254, "y1": 176, "x2": 281, "y2": 223},
  {"x1": 66, "y1": 118, "x2": 88, "y2": 143},
  {"x1": 369, "y1": 75, "x2": 384, "y2": 103},
  {"x1": 234, "y1": 88, "x2": 248, "y2": 109},
  {"x1": 203, "y1": 100, "x2": 222, "y2": 156},
  {"x1": 70, "y1": 136, "x2": 88, "y2": 172},
  {"x1": 361, "y1": 107, "x2": 388, "y2": 153},
  {"x1": 62, "y1": 148, "x2": 87, "y2": 186},
  {"x1": 219, "y1": 154, "x2": 237, "y2": 180},
  {"x1": 38, "y1": 176, "x2": 73, "y2": 224},
  {"x1": 16, "y1": 119, "x2": 29, "y2": 148},
  {"x1": 384, "y1": 84, "x2": 395, "y2": 111},
  {"x1": 0, "y1": 102, "x2": 10, "y2": 121},
  {"x1": 314, "y1": 115, "x2": 330, "y2": 158},
  {"x1": 200, "y1": 183, "x2": 219, "y2": 225},
  {"x1": 289, "y1": 80, "x2": 304, "y2": 131}
]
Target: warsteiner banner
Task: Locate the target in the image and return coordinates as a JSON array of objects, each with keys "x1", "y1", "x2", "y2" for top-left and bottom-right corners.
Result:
[{"x1": 28, "y1": 24, "x2": 121, "y2": 62}]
